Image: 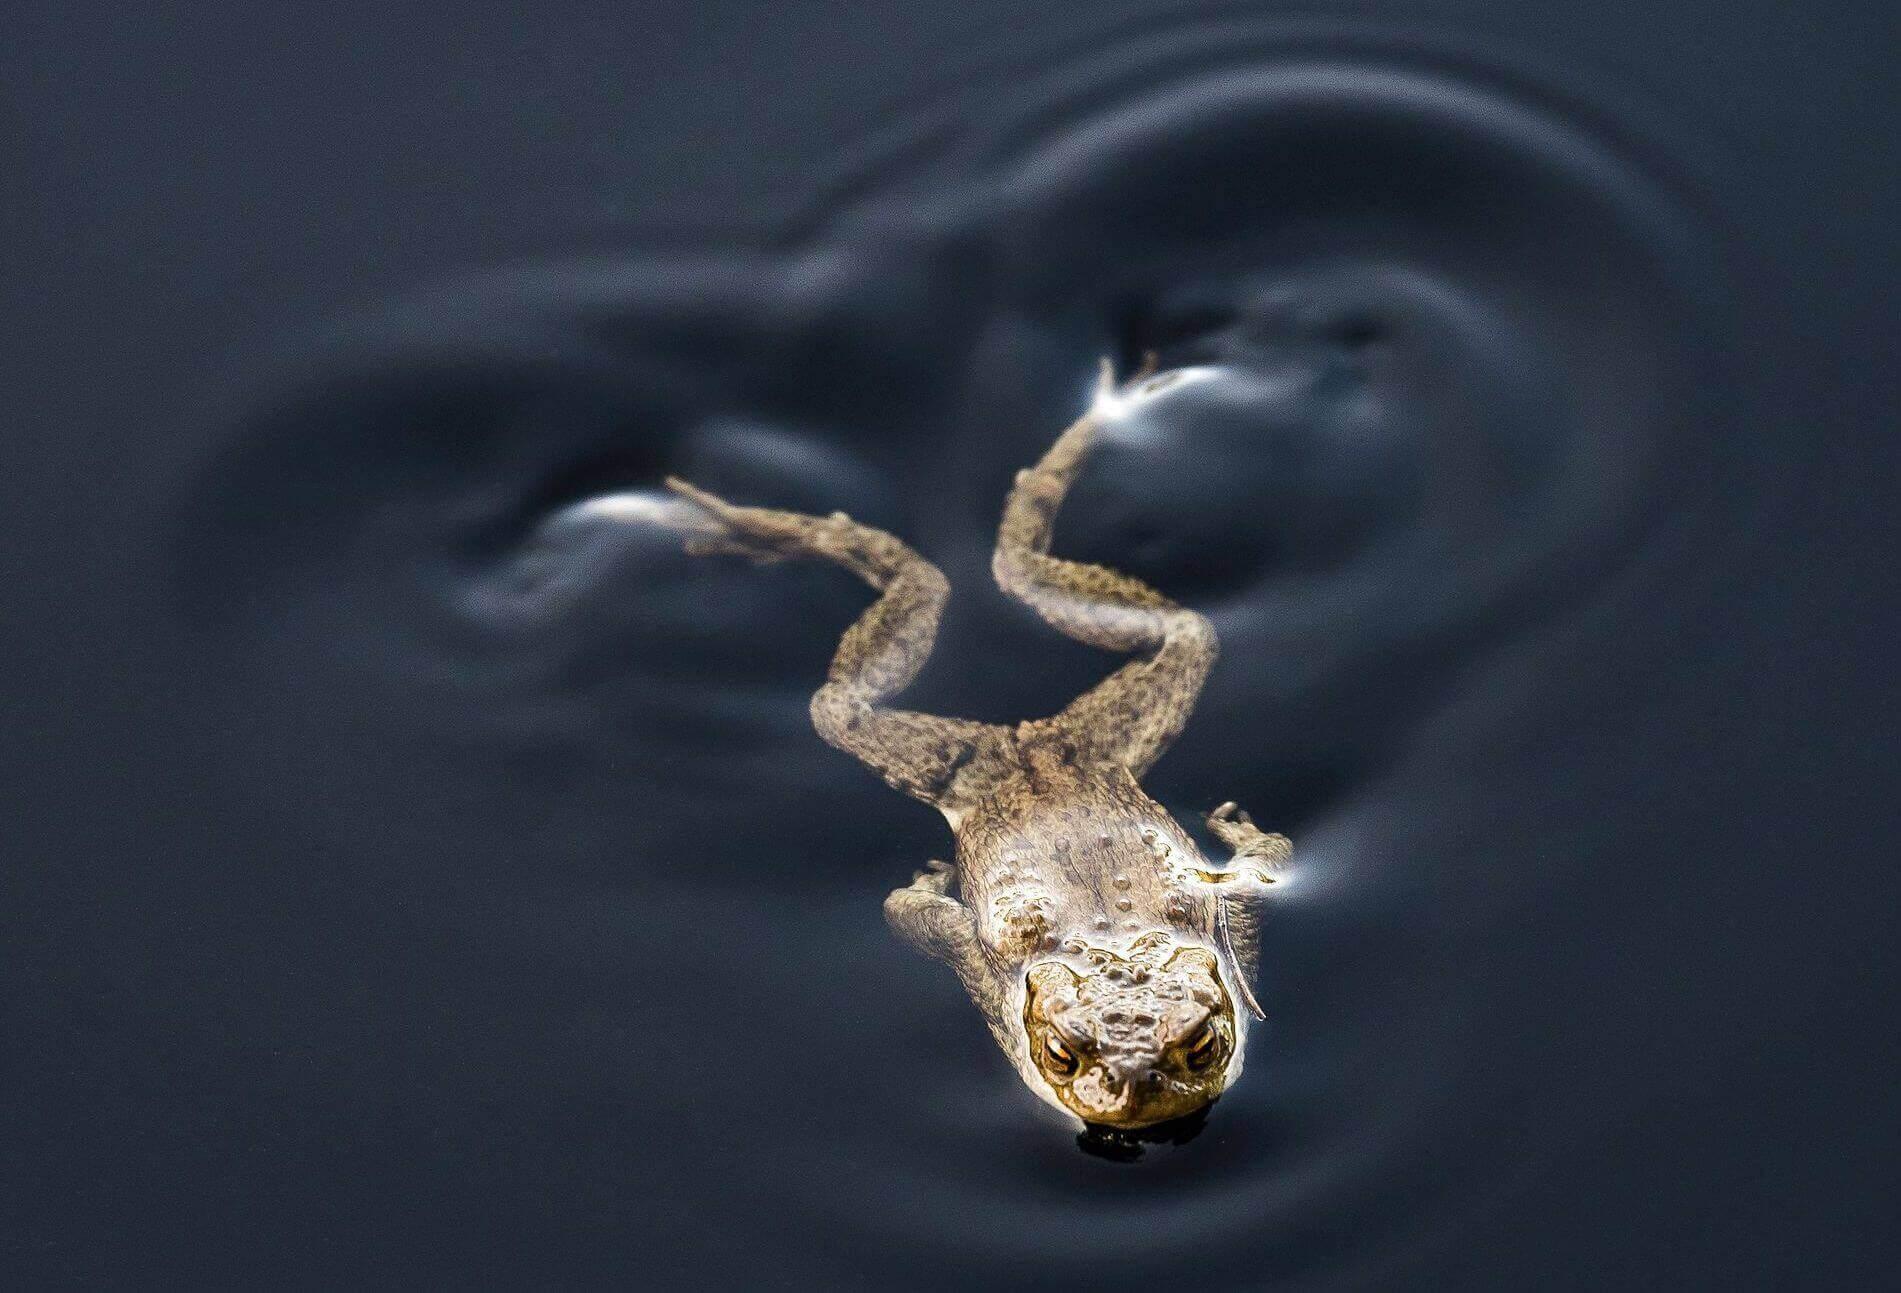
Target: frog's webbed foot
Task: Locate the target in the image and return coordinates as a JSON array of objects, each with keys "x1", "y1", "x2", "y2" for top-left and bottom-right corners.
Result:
[{"x1": 662, "y1": 477, "x2": 852, "y2": 565}]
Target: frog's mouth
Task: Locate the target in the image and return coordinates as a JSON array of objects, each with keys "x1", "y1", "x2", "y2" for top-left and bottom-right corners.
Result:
[{"x1": 1059, "y1": 1058, "x2": 1223, "y2": 1128}]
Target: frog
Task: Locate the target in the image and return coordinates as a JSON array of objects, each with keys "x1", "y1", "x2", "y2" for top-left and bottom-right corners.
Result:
[{"x1": 628, "y1": 359, "x2": 1291, "y2": 1131}]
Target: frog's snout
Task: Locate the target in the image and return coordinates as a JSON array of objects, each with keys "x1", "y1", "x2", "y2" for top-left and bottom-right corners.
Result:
[{"x1": 1069, "y1": 1059, "x2": 1169, "y2": 1122}]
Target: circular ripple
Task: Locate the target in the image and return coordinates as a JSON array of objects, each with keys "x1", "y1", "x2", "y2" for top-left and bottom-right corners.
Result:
[
  {"x1": 776, "y1": 45, "x2": 1731, "y2": 1281},
  {"x1": 171, "y1": 31, "x2": 1734, "y2": 1289},
  {"x1": 898, "y1": 54, "x2": 1725, "y2": 819}
]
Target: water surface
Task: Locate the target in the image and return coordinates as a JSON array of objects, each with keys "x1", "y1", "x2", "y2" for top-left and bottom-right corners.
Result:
[{"x1": 10, "y1": 7, "x2": 1896, "y2": 1288}]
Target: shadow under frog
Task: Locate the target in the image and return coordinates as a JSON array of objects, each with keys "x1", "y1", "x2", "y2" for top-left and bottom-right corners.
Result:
[{"x1": 624, "y1": 360, "x2": 1291, "y2": 1132}]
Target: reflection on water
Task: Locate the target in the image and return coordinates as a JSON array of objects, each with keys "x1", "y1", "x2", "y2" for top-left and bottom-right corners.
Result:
[
  {"x1": 1078, "y1": 1103, "x2": 1215, "y2": 1163},
  {"x1": 170, "y1": 19, "x2": 1735, "y2": 1288}
]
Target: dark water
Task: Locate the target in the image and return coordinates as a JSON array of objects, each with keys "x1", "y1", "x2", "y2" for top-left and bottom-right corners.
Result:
[{"x1": 8, "y1": 5, "x2": 1898, "y2": 1287}]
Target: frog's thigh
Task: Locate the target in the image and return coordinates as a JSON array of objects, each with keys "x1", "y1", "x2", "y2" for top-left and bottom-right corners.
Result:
[
  {"x1": 991, "y1": 380, "x2": 1217, "y2": 776},
  {"x1": 1043, "y1": 609, "x2": 1216, "y2": 777},
  {"x1": 811, "y1": 697, "x2": 1012, "y2": 809}
]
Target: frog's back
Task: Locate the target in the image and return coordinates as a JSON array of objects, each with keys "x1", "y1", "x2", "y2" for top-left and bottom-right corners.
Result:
[{"x1": 951, "y1": 736, "x2": 1205, "y2": 963}]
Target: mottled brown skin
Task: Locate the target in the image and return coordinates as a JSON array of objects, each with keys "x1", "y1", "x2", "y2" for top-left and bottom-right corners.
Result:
[{"x1": 641, "y1": 360, "x2": 1291, "y2": 1130}]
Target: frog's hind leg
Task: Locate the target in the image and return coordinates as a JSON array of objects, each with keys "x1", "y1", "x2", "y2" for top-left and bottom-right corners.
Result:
[
  {"x1": 991, "y1": 360, "x2": 1218, "y2": 777},
  {"x1": 659, "y1": 479, "x2": 1011, "y2": 815}
]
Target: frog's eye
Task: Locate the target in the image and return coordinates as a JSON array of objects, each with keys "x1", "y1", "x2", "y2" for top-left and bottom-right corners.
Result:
[
  {"x1": 1183, "y1": 1023, "x2": 1220, "y2": 1071},
  {"x1": 1042, "y1": 1034, "x2": 1080, "y2": 1077}
]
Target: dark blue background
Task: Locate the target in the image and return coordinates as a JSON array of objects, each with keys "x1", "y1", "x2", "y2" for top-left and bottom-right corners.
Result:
[{"x1": 5, "y1": 3, "x2": 1897, "y2": 1287}]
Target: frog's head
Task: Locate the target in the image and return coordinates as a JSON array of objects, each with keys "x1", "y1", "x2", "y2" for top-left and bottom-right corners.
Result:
[{"x1": 1021, "y1": 942, "x2": 1237, "y2": 1129}]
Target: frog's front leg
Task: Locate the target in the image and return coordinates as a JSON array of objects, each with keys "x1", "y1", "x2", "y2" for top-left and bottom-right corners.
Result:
[
  {"x1": 1191, "y1": 803, "x2": 1293, "y2": 1021},
  {"x1": 1203, "y1": 801, "x2": 1293, "y2": 882},
  {"x1": 883, "y1": 859, "x2": 963, "y2": 950},
  {"x1": 884, "y1": 862, "x2": 1007, "y2": 1026}
]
